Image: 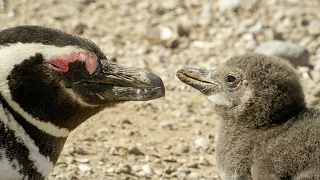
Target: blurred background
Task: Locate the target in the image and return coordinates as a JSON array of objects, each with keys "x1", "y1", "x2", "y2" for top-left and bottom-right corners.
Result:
[{"x1": 1, "y1": 0, "x2": 319, "y2": 179}]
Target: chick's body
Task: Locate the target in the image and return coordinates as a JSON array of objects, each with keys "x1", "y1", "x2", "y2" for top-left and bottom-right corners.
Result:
[
  {"x1": 217, "y1": 109, "x2": 320, "y2": 180},
  {"x1": 177, "y1": 53, "x2": 320, "y2": 180}
]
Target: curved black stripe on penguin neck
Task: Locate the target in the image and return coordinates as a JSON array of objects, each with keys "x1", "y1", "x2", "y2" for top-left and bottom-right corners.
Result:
[
  {"x1": 0, "y1": 101, "x2": 45, "y2": 179},
  {"x1": 0, "y1": 94, "x2": 66, "y2": 164}
]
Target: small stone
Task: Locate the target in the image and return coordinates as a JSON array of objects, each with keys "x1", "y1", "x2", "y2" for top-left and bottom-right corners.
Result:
[
  {"x1": 153, "y1": 158, "x2": 161, "y2": 164},
  {"x1": 177, "y1": 166, "x2": 190, "y2": 174},
  {"x1": 219, "y1": 0, "x2": 245, "y2": 12},
  {"x1": 174, "y1": 144, "x2": 190, "y2": 155},
  {"x1": 186, "y1": 162, "x2": 198, "y2": 168},
  {"x1": 164, "y1": 165, "x2": 176, "y2": 174},
  {"x1": 106, "y1": 167, "x2": 115, "y2": 173},
  {"x1": 164, "y1": 144, "x2": 172, "y2": 150},
  {"x1": 249, "y1": 23, "x2": 263, "y2": 33},
  {"x1": 109, "y1": 147, "x2": 117, "y2": 155},
  {"x1": 191, "y1": 41, "x2": 215, "y2": 49},
  {"x1": 308, "y1": 19, "x2": 320, "y2": 36},
  {"x1": 176, "y1": 172, "x2": 187, "y2": 179},
  {"x1": 177, "y1": 158, "x2": 187, "y2": 164},
  {"x1": 177, "y1": 17, "x2": 191, "y2": 37},
  {"x1": 7, "y1": 10, "x2": 15, "y2": 18},
  {"x1": 74, "y1": 158, "x2": 89, "y2": 163},
  {"x1": 73, "y1": 23, "x2": 87, "y2": 35},
  {"x1": 145, "y1": 26, "x2": 174, "y2": 44},
  {"x1": 136, "y1": 1, "x2": 150, "y2": 9},
  {"x1": 131, "y1": 165, "x2": 141, "y2": 172},
  {"x1": 198, "y1": 2, "x2": 213, "y2": 27},
  {"x1": 128, "y1": 146, "x2": 144, "y2": 156},
  {"x1": 188, "y1": 172, "x2": 200, "y2": 178},
  {"x1": 159, "y1": 121, "x2": 174, "y2": 129},
  {"x1": 122, "y1": 119, "x2": 132, "y2": 125},
  {"x1": 255, "y1": 40, "x2": 310, "y2": 67},
  {"x1": 199, "y1": 156, "x2": 211, "y2": 166},
  {"x1": 78, "y1": 164, "x2": 91, "y2": 172},
  {"x1": 141, "y1": 164, "x2": 155, "y2": 175},
  {"x1": 242, "y1": 33, "x2": 254, "y2": 41},
  {"x1": 163, "y1": 156, "x2": 177, "y2": 163},
  {"x1": 195, "y1": 137, "x2": 211, "y2": 150},
  {"x1": 115, "y1": 163, "x2": 131, "y2": 174},
  {"x1": 74, "y1": 147, "x2": 90, "y2": 155}
]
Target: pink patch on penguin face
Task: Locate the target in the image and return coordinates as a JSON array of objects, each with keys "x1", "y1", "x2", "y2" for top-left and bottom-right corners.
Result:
[{"x1": 46, "y1": 52, "x2": 98, "y2": 74}]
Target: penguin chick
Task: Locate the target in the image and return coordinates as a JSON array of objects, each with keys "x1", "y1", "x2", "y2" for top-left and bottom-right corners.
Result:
[
  {"x1": 177, "y1": 53, "x2": 320, "y2": 180},
  {"x1": 0, "y1": 25, "x2": 165, "y2": 179}
]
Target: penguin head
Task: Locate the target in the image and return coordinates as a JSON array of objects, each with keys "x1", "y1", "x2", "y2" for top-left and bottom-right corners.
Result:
[
  {"x1": 0, "y1": 26, "x2": 165, "y2": 132},
  {"x1": 177, "y1": 53, "x2": 305, "y2": 127}
]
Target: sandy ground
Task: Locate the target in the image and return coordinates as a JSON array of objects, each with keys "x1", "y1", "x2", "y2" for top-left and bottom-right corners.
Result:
[{"x1": 1, "y1": 0, "x2": 320, "y2": 179}]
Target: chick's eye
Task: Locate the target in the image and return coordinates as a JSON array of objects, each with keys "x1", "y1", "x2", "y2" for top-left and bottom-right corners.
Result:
[{"x1": 226, "y1": 75, "x2": 237, "y2": 83}]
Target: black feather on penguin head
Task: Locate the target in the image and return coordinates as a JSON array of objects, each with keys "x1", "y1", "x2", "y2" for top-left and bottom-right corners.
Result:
[
  {"x1": 177, "y1": 53, "x2": 305, "y2": 128},
  {"x1": 0, "y1": 25, "x2": 165, "y2": 131}
]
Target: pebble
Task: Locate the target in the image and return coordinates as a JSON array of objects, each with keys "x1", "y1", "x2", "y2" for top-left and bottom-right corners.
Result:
[
  {"x1": 7, "y1": 10, "x2": 15, "y2": 18},
  {"x1": 163, "y1": 156, "x2": 177, "y2": 163},
  {"x1": 177, "y1": 158, "x2": 187, "y2": 164},
  {"x1": 128, "y1": 146, "x2": 144, "y2": 156},
  {"x1": 178, "y1": 16, "x2": 191, "y2": 37},
  {"x1": 73, "y1": 147, "x2": 90, "y2": 155},
  {"x1": 174, "y1": 144, "x2": 190, "y2": 154},
  {"x1": 199, "y1": 156, "x2": 211, "y2": 166},
  {"x1": 195, "y1": 137, "x2": 211, "y2": 150},
  {"x1": 73, "y1": 23, "x2": 87, "y2": 35},
  {"x1": 249, "y1": 23, "x2": 263, "y2": 33},
  {"x1": 176, "y1": 172, "x2": 187, "y2": 179},
  {"x1": 255, "y1": 40, "x2": 310, "y2": 66},
  {"x1": 115, "y1": 163, "x2": 131, "y2": 174},
  {"x1": 219, "y1": 0, "x2": 245, "y2": 11},
  {"x1": 136, "y1": 1, "x2": 150, "y2": 9},
  {"x1": 186, "y1": 162, "x2": 198, "y2": 168},
  {"x1": 164, "y1": 165, "x2": 176, "y2": 174},
  {"x1": 78, "y1": 164, "x2": 92, "y2": 172},
  {"x1": 188, "y1": 172, "x2": 201, "y2": 179},
  {"x1": 106, "y1": 167, "x2": 115, "y2": 173},
  {"x1": 159, "y1": 121, "x2": 174, "y2": 129},
  {"x1": 308, "y1": 19, "x2": 320, "y2": 36},
  {"x1": 164, "y1": 144, "x2": 172, "y2": 150},
  {"x1": 191, "y1": 41, "x2": 215, "y2": 49},
  {"x1": 198, "y1": 2, "x2": 213, "y2": 27},
  {"x1": 141, "y1": 164, "x2": 155, "y2": 175},
  {"x1": 145, "y1": 26, "x2": 174, "y2": 45},
  {"x1": 131, "y1": 165, "x2": 141, "y2": 172},
  {"x1": 177, "y1": 166, "x2": 190, "y2": 174},
  {"x1": 74, "y1": 158, "x2": 90, "y2": 163}
]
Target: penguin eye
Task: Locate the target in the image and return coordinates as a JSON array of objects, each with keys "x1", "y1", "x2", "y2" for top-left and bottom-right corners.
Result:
[
  {"x1": 225, "y1": 74, "x2": 239, "y2": 88},
  {"x1": 226, "y1": 75, "x2": 237, "y2": 83}
]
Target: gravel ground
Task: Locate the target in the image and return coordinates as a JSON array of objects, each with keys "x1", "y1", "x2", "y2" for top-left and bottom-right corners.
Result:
[{"x1": 1, "y1": 0, "x2": 320, "y2": 179}]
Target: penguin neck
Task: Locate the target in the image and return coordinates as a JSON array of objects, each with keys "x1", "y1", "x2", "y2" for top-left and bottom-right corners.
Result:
[
  {"x1": 0, "y1": 96, "x2": 67, "y2": 165},
  {"x1": 218, "y1": 103, "x2": 307, "y2": 129}
]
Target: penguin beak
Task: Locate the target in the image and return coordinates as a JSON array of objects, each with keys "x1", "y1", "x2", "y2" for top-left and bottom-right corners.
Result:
[
  {"x1": 78, "y1": 60, "x2": 165, "y2": 103},
  {"x1": 176, "y1": 67, "x2": 220, "y2": 95}
]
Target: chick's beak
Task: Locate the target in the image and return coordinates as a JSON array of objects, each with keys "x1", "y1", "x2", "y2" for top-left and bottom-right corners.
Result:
[{"x1": 176, "y1": 67, "x2": 220, "y2": 95}]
